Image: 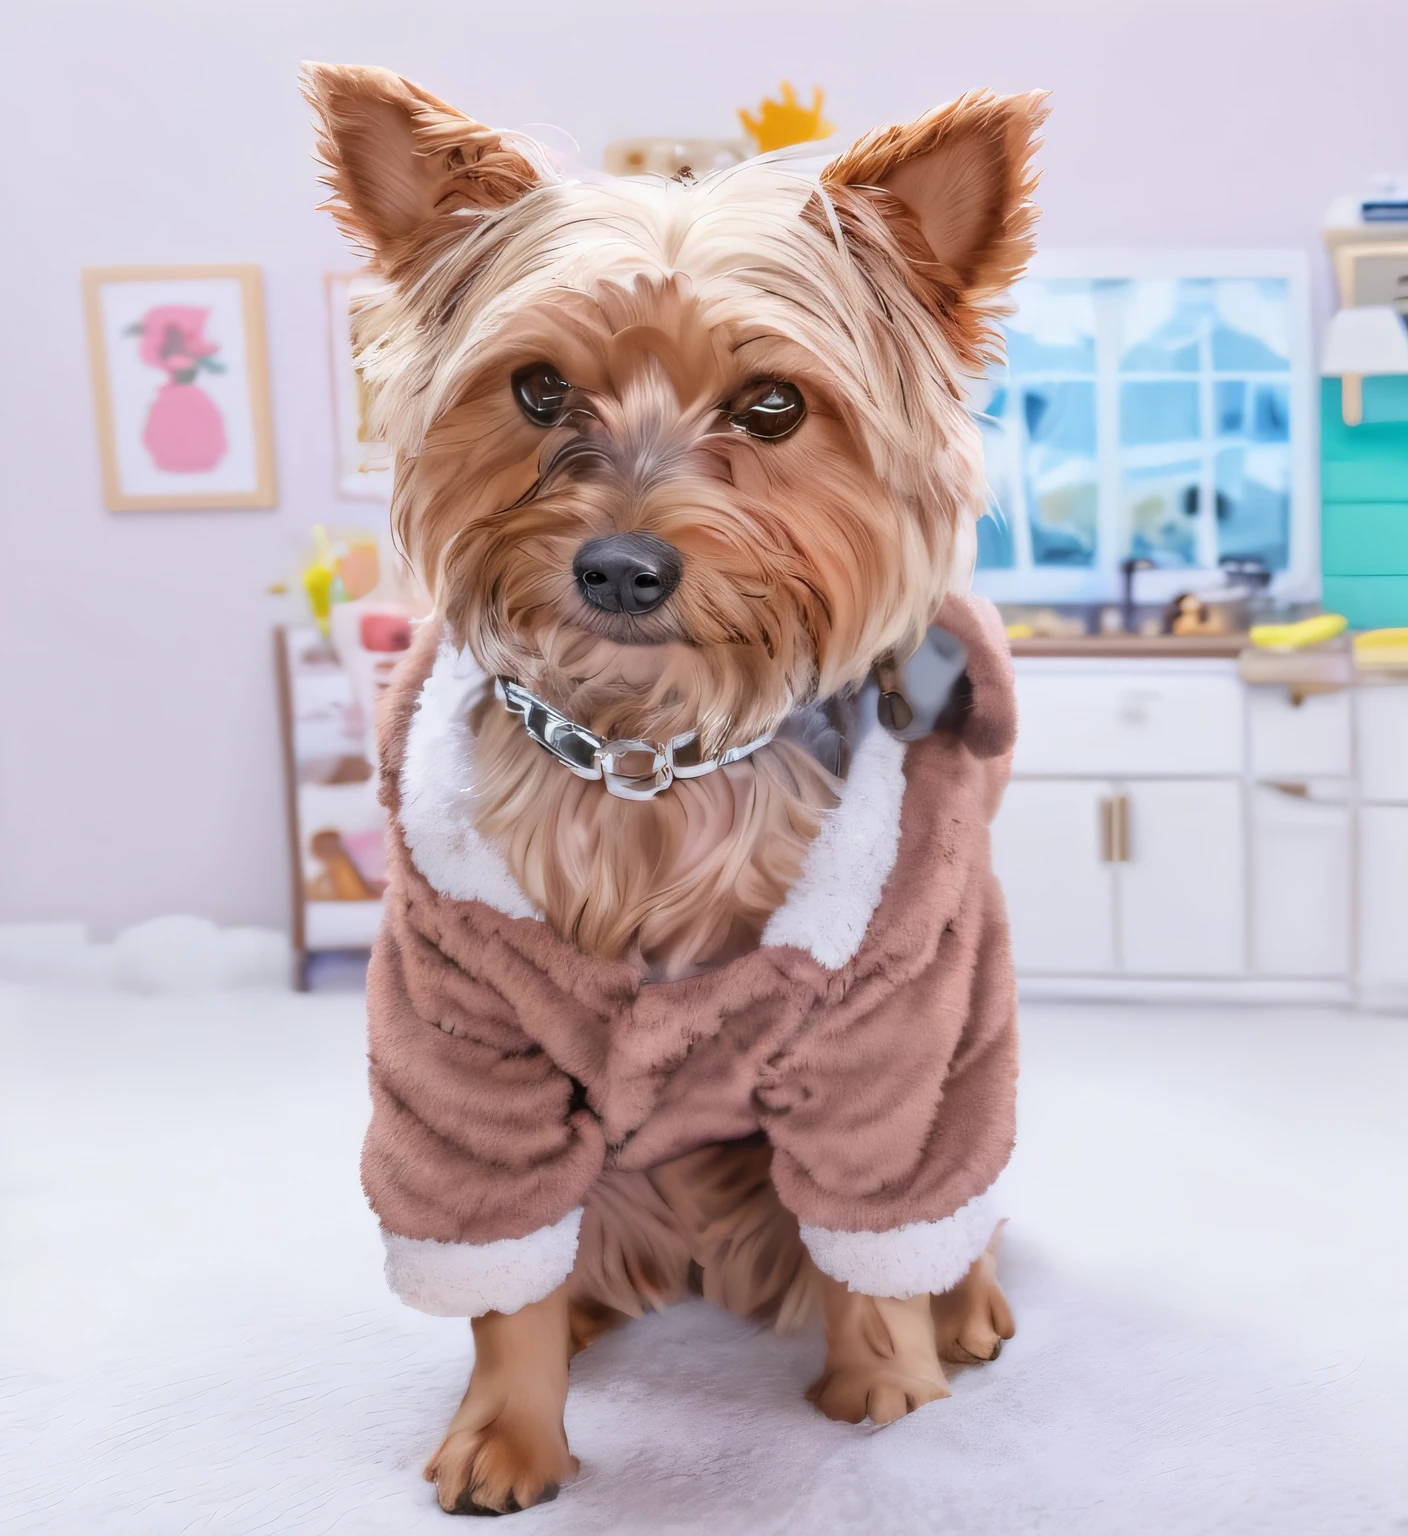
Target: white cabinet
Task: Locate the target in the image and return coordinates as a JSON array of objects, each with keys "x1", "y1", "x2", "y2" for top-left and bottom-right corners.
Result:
[
  {"x1": 1359, "y1": 686, "x2": 1408, "y2": 802},
  {"x1": 991, "y1": 780, "x2": 1116, "y2": 973},
  {"x1": 993, "y1": 777, "x2": 1243, "y2": 977},
  {"x1": 1248, "y1": 688, "x2": 1352, "y2": 779},
  {"x1": 1359, "y1": 807, "x2": 1408, "y2": 998},
  {"x1": 1000, "y1": 656, "x2": 1403, "y2": 1005},
  {"x1": 1013, "y1": 667, "x2": 1243, "y2": 777},
  {"x1": 1119, "y1": 780, "x2": 1245, "y2": 975},
  {"x1": 1250, "y1": 783, "x2": 1352, "y2": 977}
]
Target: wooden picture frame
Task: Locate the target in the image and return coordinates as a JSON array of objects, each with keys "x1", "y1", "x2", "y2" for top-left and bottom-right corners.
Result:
[{"x1": 82, "y1": 264, "x2": 276, "y2": 510}]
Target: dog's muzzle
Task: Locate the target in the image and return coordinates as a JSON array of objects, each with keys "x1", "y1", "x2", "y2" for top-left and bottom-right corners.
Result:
[{"x1": 494, "y1": 678, "x2": 776, "y2": 800}]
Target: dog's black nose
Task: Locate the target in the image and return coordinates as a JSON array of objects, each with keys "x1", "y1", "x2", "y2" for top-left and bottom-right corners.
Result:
[{"x1": 573, "y1": 533, "x2": 682, "y2": 616}]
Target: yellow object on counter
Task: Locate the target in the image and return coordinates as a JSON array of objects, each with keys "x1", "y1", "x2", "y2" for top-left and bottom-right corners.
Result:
[
  {"x1": 1248, "y1": 613, "x2": 1348, "y2": 650},
  {"x1": 1005, "y1": 623, "x2": 1035, "y2": 640},
  {"x1": 1353, "y1": 628, "x2": 1408, "y2": 670}
]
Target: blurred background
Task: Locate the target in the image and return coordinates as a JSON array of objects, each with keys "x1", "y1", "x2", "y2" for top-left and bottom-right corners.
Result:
[{"x1": 3, "y1": 0, "x2": 1406, "y2": 979}]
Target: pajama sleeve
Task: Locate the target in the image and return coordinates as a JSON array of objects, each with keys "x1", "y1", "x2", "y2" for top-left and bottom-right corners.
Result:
[
  {"x1": 757, "y1": 870, "x2": 1018, "y2": 1299},
  {"x1": 360, "y1": 887, "x2": 607, "y2": 1318}
]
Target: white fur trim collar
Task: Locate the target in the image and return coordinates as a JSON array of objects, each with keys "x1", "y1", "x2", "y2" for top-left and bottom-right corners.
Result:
[
  {"x1": 759, "y1": 718, "x2": 907, "y2": 969},
  {"x1": 398, "y1": 644, "x2": 539, "y2": 917},
  {"x1": 799, "y1": 1181, "x2": 1002, "y2": 1299},
  {"x1": 381, "y1": 1208, "x2": 582, "y2": 1317},
  {"x1": 400, "y1": 642, "x2": 908, "y2": 969}
]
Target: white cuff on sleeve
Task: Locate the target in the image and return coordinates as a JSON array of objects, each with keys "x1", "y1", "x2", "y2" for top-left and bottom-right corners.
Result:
[
  {"x1": 381, "y1": 1207, "x2": 582, "y2": 1317},
  {"x1": 799, "y1": 1183, "x2": 1001, "y2": 1299}
]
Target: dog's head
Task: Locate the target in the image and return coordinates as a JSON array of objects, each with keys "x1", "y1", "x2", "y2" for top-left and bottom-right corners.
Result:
[{"x1": 305, "y1": 66, "x2": 1047, "y2": 750}]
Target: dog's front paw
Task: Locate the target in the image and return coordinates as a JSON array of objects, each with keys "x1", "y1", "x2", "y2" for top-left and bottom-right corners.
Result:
[
  {"x1": 809, "y1": 1286, "x2": 950, "y2": 1425},
  {"x1": 930, "y1": 1231, "x2": 1014, "y2": 1365},
  {"x1": 426, "y1": 1417, "x2": 578, "y2": 1516},
  {"x1": 807, "y1": 1363, "x2": 950, "y2": 1426}
]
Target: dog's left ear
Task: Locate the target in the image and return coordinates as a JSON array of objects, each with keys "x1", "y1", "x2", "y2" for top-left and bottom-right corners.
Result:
[
  {"x1": 822, "y1": 90, "x2": 1050, "y2": 364},
  {"x1": 301, "y1": 62, "x2": 539, "y2": 270}
]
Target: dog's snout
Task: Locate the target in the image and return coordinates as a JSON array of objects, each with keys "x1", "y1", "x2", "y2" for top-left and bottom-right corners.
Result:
[{"x1": 573, "y1": 533, "x2": 682, "y2": 616}]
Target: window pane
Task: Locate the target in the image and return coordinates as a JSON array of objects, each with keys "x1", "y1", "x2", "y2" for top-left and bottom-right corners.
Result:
[
  {"x1": 1121, "y1": 381, "x2": 1200, "y2": 445},
  {"x1": 976, "y1": 510, "x2": 1015, "y2": 568},
  {"x1": 1215, "y1": 379, "x2": 1245, "y2": 435},
  {"x1": 1250, "y1": 383, "x2": 1290, "y2": 441},
  {"x1": 1122, "y1": 458, "x2": 1201, "y2": 565},
  {"x1": 1004, "y1": 279, "x2": 1097, "y2": 372},
  {"x1": 975, "y1": 391, "x2": 1015, "y2": 568},
  {"x1": 1211, "y1": 278, "x2": 1290, "y2": 371},
  {"x1": 1119, "y1": 278, "x2": 1208, "y2": 371},
  {"x1": 1023, "y1": 381, "x2": 1098, "y2": 566},
  {"x1": 1025, "y1": 382, "x2": 1095, "y2": 452},
  {"x1": 1217, "y1": 445, "x2": 1290, "y2": 570}
]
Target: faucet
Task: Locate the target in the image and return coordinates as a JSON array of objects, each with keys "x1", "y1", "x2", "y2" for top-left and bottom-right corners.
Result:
[{"x1": 1120, "y1": 558, "x2": 1154, "y2": 635}]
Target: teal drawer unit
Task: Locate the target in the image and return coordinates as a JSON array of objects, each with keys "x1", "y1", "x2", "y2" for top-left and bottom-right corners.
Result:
[
  {"x1": 1321, "y1": 377, "x2": 1408, "y2": 626},
  {"x1": 1321, "y1": 500, "x2": 1408, "y2": 573}
]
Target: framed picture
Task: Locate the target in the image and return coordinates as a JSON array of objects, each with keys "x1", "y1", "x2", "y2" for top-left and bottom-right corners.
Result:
[
  {"x1": 971, "y1": 249, "x2": 1318, "y2": 607},
  {"x1": 82, "y1": 264, "x2": 276, "y2": 511},
  {"x1": 326, "y1": 271, "x2": 392, "y2": 501}
]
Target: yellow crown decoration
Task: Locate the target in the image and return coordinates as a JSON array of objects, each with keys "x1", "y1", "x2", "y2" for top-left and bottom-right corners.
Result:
[{"x1": 739, "y1": 83, "x2": 835, "y2": 155}]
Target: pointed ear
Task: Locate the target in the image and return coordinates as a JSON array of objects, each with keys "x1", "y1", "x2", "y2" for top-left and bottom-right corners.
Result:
[
  {"x1": 822, "y1": 90, "x2": 1049, "y2": 358},
  {"x1": 300, "y1": 63, "x2": 539, "y2": 267}
]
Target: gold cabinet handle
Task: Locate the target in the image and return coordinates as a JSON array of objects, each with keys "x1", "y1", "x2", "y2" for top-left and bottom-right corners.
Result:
[
  {"x1": 1100, "y1": 793, "x2": 1131, "y2": 862},
  {"x1": 1099, "y1": 795, "x2": 1115, "y2": 862}
]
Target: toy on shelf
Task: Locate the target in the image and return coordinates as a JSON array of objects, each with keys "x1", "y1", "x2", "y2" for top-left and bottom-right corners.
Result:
[
  {"x1": 738, "y1": 83, "x2": 835, "y2": 155},
  {"x1": 300, "y1": 524, "x2": 380, "y2": 635},
  {"x1": 603, "y1": 82, "x2": 834, "y2": 180}
]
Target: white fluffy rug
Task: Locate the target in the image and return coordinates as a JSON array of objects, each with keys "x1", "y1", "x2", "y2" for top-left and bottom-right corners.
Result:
[{"x1": 2, "y1": 984, "x2": 1404, "y2": 1534}]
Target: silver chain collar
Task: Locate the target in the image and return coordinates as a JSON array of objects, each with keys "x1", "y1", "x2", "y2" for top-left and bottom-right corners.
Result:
[{"x1": 493, "y1": 677, "x2": 777, "y2": 801}]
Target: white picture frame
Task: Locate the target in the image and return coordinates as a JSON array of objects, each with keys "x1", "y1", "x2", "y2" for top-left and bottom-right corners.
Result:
[{"x1": 971, "y1": 248, "x2": 1318, "y2": 607}]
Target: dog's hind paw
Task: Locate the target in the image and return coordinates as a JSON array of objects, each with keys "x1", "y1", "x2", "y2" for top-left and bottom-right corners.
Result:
[
  {"x1": 426, "y1": 1418, "x2": 578, "y2": 1517},
  {"x1": 930, "y1": 1228, "x2": 1015, "y2": 1365}
]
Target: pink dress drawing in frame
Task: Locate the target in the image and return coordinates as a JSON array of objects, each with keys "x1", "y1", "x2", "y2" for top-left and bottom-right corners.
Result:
[{"x1": 127, "y1": 305, "x2": 228, "y2": 473}]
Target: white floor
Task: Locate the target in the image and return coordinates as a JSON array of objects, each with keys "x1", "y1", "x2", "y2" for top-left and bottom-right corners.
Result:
[{"x1": 2, "y1": 984, "x2": 1405, "y2": 1535}]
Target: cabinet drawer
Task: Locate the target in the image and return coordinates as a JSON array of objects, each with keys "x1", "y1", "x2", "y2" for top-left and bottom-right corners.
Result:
[
  {"x1": 1358, "y1": 685, "x2": 1408, "y2": 802},
  {"x1": 1360, "y1": 807, "x2": 1408, "y2": 987},
  {"x1": 1250, "y1": 783, "x2": 1351, "y2": 977},
  {"x1": 1247, "y1": 686, "x2": 1351, "y2": 778},
  {"x1": 1012, "y1": 667, "x2": 1244, "y2": 776}
]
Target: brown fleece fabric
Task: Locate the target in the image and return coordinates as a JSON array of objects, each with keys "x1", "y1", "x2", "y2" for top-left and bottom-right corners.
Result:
[{"x1": 362, "y1": 593, "x2": 1018, "y2": 1246}]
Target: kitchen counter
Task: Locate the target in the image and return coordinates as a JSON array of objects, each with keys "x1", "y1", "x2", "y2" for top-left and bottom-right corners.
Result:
[{"x1": 1008, "y1": 634, "x2": 1247, "y2": 659}]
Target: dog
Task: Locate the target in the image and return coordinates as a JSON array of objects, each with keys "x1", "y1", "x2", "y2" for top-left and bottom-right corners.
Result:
[{"x1": 304, "y1": 62, "x2": 1045, "y2": 1516}]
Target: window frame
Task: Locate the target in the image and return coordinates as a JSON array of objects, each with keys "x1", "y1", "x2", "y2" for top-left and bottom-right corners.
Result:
[{"x1": 971, "y1": 248, "x2": 1319, "y2": 607}]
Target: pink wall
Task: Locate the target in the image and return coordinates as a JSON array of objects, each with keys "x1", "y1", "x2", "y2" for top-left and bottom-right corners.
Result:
[{"x1": 3, "y1": 0, "x2": 1405, "y2": 934}]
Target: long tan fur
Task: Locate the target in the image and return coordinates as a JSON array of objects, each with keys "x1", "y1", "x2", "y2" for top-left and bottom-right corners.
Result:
[
  {"x1": 306, "y1": 65, "x2": 1042, "y2": 1511},
  {"x1": 303, "y1": 63, "x2": 1044, "y2": 973}
]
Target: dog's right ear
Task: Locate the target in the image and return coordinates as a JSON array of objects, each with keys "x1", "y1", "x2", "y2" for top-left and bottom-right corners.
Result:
[{"x1": 301, "y1": 63, "x2": 539, "y2": 268}]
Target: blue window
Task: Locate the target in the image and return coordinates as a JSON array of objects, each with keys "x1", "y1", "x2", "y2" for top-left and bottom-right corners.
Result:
[{"x1": 975, "y1": 267, "x2": 1306, "y2": 598}]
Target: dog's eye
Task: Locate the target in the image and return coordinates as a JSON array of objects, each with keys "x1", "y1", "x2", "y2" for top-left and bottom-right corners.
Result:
[
  {"x1": 727, "y1": 380, "x2": 806, "y2": 441},
  {"x1": 513, "y1": 363, "x2": 572, "y2": 426}
]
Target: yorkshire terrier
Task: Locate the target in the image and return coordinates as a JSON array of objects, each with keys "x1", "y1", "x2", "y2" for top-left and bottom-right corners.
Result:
[{"x1": 304, "y1": 62, "x2": 1045, "y2": 1516}]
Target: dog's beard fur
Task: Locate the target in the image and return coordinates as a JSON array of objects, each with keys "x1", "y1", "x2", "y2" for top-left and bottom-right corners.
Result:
[{"x1": 310, "y1": 77, "x2": 1045, "y2": 973}]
